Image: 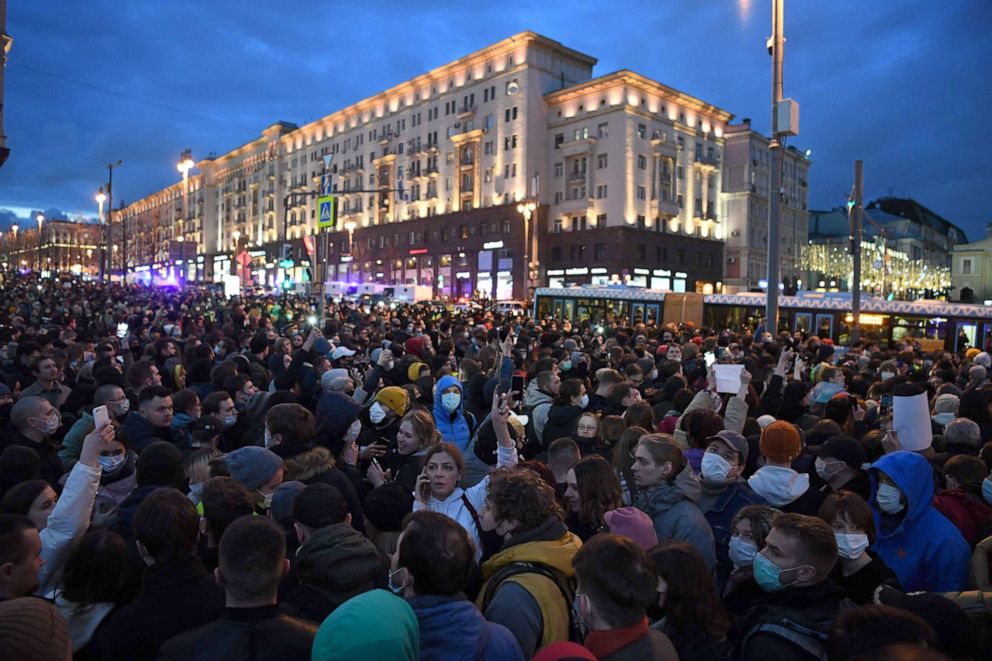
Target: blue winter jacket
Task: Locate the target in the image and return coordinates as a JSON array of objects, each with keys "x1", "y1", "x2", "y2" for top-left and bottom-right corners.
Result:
[
  {"x1": 433, "y1": 375, "x2": 472, "y2": 452},
  {"x1": 699, "y1": 480, "x2": 767, "y2": 588},
  {"x1": 408, "y1": 595, "x2": 524, "y2": 661},
  {"x1": 869, "y1": 451, "x2": 970, "y2": 592}
]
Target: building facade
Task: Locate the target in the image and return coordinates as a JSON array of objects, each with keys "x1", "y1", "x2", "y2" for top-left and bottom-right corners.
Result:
[
  {"x1": 2, "y1": 219, "x2": 105, "y2": 276},
  {"x1": 804, "y1": 197, "x2": 966, "y2": 299},
  {"x1": 116, "y1": 31, "x2": 746, "y2": 299},
  {"x1": 951, "y1": 236, "x2": 992, "y2": 303},
  {"x1": 721, "y1": 121, "x2": 811, "y2": 292}
]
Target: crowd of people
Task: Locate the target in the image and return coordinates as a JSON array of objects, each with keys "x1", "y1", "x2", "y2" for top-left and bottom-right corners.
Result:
[{"x1": 0, "y1": 274, "x2": 991, "y2": 660}]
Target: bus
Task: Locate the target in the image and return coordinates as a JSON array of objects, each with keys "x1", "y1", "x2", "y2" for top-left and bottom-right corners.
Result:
[{"x1": 533, "y1": 286, "x2": 992, "y2": 352}]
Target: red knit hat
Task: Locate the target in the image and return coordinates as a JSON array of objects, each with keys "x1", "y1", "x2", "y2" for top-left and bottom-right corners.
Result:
[{"x1": 759, "y1": 420, "x2": 802, "y2": 463}]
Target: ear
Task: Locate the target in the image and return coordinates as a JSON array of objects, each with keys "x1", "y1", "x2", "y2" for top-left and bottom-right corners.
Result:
[
  {"x1": 214, "y1": 567, "x2": 225, "y2": 587},
  {"x1": 344, "y1": 513, "x2": 352, "y2": 526},
  {"x1": 0, "y1": 560, "x2": 13, "y2": 584},
  {"x1": 293, "y1": 523, "x2": 305, "y2": 545},
  {"x1": 280, "y1": 558, "x2": 290, "y2": 578},
  {"x1": 797, "y1": 564, "x2": 818, "y2": 583}
]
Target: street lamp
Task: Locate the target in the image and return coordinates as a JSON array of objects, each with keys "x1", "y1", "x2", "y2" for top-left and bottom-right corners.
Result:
[
  {"x1": 96, "y1": 187, "x2": 107, "y2": 281},
  {"x1": 177, "y1": 149, "x2": 194, "y2": 222},
  {"x1": 516, "y1": 201, "x2": 537, "y2": 298},
  {"x1": 344, "y1": 221, "x2": 357, "y2": 281},
  {"x1": 36, "y1": 213, "x2": 44, "y2": 273}
]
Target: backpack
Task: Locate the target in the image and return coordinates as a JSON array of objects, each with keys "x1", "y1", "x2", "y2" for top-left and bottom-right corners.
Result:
[
  {"x1": 479, "y1": 561, "x2": 582, "y2": 644},
  {"x1": 460, "y1": 494, "x2": 503, "y2": 562},
  {"x1": 738, "y1": 603, "x2": 852, "y2": 660}
]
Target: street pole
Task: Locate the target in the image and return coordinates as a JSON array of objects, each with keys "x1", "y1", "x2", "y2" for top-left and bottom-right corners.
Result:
[
  {"x1": 764, "y1": 0, "x2": 784, "y2": 337},
  {"x1": 106, "y1": 160, "x2": 122, "y2": 280},
  {"x1": 850, "y1": 160, "x2": 864, "y2": 344},
  {"x1": 319, "y1": 154, "x2": 333, "y2": 324}
]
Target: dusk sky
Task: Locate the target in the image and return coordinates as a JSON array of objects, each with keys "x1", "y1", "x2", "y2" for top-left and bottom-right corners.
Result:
[{"x1": 1, "y1": 1, "x2": 990, "y2": 240}]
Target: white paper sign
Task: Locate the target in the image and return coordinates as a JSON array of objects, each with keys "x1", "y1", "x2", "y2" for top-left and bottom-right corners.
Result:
[
  {"x1": 714, "y1": 365, "x2": 745, "y2": 394},
  {"x1": 892, "y1": 392, "x2": 932, "y2": 451}
]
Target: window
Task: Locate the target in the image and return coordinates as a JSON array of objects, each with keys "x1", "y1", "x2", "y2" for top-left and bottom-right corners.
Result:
[
  {"x1": 484, "y1": 114, "x2": 494, "y2": 130},
  {"x1": 636, "y1": 185, "x2": 646, "y2": 200},
  {"x1": 677, "y1": 194, "x2": 684, "y2": 208},
  {"x1": 554, "y1": 133, "x2": 564, "y2": 149},
  {"x1": 637, "y1": 124, "x2": 647, "y2": 139},
  {"x1": 460, "y1": 225, "x2": 469, "y2": 239},
  {"x1": 554, "y1": 191, "x2": 563, "y2": 204},
  {"x1": 597, "y1": 122, "x2": 608, "y2": 138},
  {"x1": 595, "y1": 243, "x2": 606, "y2": 260},
  {"x1": 597, "y1": 153, "x2": 608, "y2": 169},
  {"x1": 554, "y1": 162, "x2": 563, "y2": 177},
  {"x1": 502, "y1": 220, "x2": 511, "y2": 234},
  {"x1": 504, "y1": 107, "x2": 518, "y2": 122},
  {"x1": 596, "y1": 185, "x2": 608, "y2": 199},
  {"x1": 573, "y1": 127, "x2": 589, "y2": 141},
  {"x1": 963, "y1": 259, "x2": 973, "y2": 274},
  {"x1": 553, "y1": 218, "x2": 563, "y2": 233},
  {"x1": 637, "y1": 215, "x2": 646, "y2": 229},
  {"x1": 596, "y1": 213, "x2": 607, "y2": 226},
  {"x1": 677, "y1": 166, "x2": 684, "y2": 180},
  {"x1": 637, "y1": 154, "x2": 647, "y2": 170}
]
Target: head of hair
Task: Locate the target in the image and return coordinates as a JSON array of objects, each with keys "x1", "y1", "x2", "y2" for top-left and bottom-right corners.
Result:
[
  {"x1": 600, "y1": 415, "x2": 625, "y2": 445},
  {"x1": 607, "y1": 383, "x2": 637, "y2": 407},
  {"x1": 93, "y1": 384, "x2": 125, "y2": 406},
  {"x1": 817, "y1": 490, "x2": 877, "y2": 544},
  {"x1": 423, "y1": 443, "x2": 465, "y2": 475},
  {"x1": 944, "y1": 418, "x2": 981, "y2": 449},
  {"x1": 943, "y1": 454, "x2": 988, "y2": 496},
  {"x1": 829, "y1": 604, "x2": 936, "y2": 661},
  {"x1": 293, "y1": 484, "x2": 350, "y2": 529},
  {"x1": 637, "y1": 433, "x2": 684, "y2": 481},
  {"x1": 61, "y1": 529, "x2": 128, "y2": 606},
  {"x1": 126, "y1": 360, "x2": 158, "y2": 391},
  {"x1": 0, "y1": 480, "x2": 49, "y2": 517},
  {"x1": 265, "y1": 403, "x2": 315, "y2": 447},
  {"x1": 138, "y1": 385, "x2": 172, "y2": 407},
  {"x1": 400, "y1": 409, "x2": 441, "y2": 448},
  {"x1": 547, "y1": 437, "x2": 580, "y2": 468},
  {"x1": 218, "y1": 516, "x2": 286, "y2": 602},
  {"x1": 133, "y1": 488, "x2": 200, "y2": 563},
  {"x1": 0, "y1": 514, "x2": 36, "y2": 568},
  {"x1": 683, "y1": 409, "x2": 725, "y2": 449},
  {"x1": 596, "y1": 369, "x2": 624, "y2": 388},
  {"x1": 572, "y1": 533, "x2": 658, "y2": 629},
  {"x1": 612, "y1": 426, "x2": 648, "y2": 493},
  {"x1": 556, "y1": 378, "x2": 584, "y2": 406},
  {"x1": 9, "y1": 396, "x2": 48, "y2": 429},
  {"x1": 201, "y1": 391, "x2": 234, "y2": 416},
  {"x1": 398, "y1": 510, "x2": 474, "y2": 596},
  {"x1": 536, "y1": 370, "x2": 557, "y2": 393},
  {"x1": 201, "y1": 477, "x2": 256, "y2": 542},
  {"x1": 648, "y1": 541, "x2": 733, "y2": 641},
  {"x1": 172, "y1": 389, "x2": 200, "y2": 416},
  {"x1": 487, "y1": 467, "x2": 563, "y2": 532},
  {"x1": 210, "y1": 362, "x2": 238, "y2": 390},
  {"x1": 184, "y1": 447, "x2": 223, "y2": 485},
  {"x1": 771, "y1": 512, "x2": 838, "y2": 578},
  {"x1": 222, "y1": 374, "x2": 252, "y2": 400},
  {"x1": 572, "y1": 455, "x2": 622, "y2": 527},
  {"x1": 731, "y1": 505, "x2": 777, "y2": 549},
  {"x1": 624, "y1": 402, "x2": 655, "y2": 431}
]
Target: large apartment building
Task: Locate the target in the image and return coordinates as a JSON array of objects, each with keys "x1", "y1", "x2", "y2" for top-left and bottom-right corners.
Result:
[{"x1": 117, "y1": 31, "x2": 768, "y2": 299}]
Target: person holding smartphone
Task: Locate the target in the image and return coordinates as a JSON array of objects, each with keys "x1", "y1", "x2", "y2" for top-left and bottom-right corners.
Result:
[{"x1": 413, "y1": 390, "x2": 518, "y2": 562}]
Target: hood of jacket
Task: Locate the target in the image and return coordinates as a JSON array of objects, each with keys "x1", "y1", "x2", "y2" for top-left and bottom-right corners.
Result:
[
  {"x1": 523, "y1": 380, "x2": 553, "y2": 409},
  {"x1": 409, "y1": 596, "x2": 494, "y2": 660},
  {"x1": 746, "y1": 465, "x2": 810, "y2": 507},
  {"x1": 295, "y1": 522, "x2": 381, "y2": 593},
  {"x1": 433, "y1": 375, "x2": 471, "y2": 451},
  {"x1": 636, "y1": 464, "x2": 702, "y2": 513},
  {"x1": 868, "y1": 451, "x2": 934, "y2": 539},
  {"x1": 171, "y1": 412, "x2": 195, "y2": 431},
  {"x1": 281, "y1": 445, "x2": 337, "y2": 483},
  {"x1": 482, "y1": 517, "x2": 582, "y2": 580}
]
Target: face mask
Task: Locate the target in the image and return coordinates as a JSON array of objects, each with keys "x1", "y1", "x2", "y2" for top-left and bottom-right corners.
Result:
[
  {"x1": 880, "y1": 371, "x2": 895, "y2": 381},
  {"x1": 345, "y1": 419, "x2": 362, "y2": 443},
  {"x1": 815, "y1": 457, "x2": 845, "y2": 482},
  {"x1": 98, "y1": 454, "x2": 127, "y2": 472},
  {"x1": 258, "y1": 491, "x2": 273, "y2": 509},
  {"x1": 188, "y1": 482, "x2": 204, "y2": 502},
  {"x1": 982, "y1": 477, "x2": 992, "y2": 506},
  {"x1": 753, "y1": 553, "x2": 809, "y2": 592},
  {"x1": 649, "y1": 369, "x2": 658, "y2": 381},
  {"x1": 834, "y1": 532, "x2": 870, "y2": 560},
  {"x1": 579, "y1": 394, "x2": 589, "y2": 409},
  {"x1": 369, "y1": 402, "x2": 387, "y2": 424},
  {"x1": 729, "y1": 536, "x2": 758, "y2": 568},
  {"x1": 264, "y1": 426, "x2": 273, "y2": 448},
  {"x1": 33, "y1": 414, "x2": 60, "y2": 435},
  {"x1": 214, "y1": 345, "x2": 225, "y2": 357},
  {"x1": 441, "y1": 392, "x2": 461, "y2": 412},
  {"x1": 111, "y1": 399, "x2": 130, "y2": 417},
  {"x1": 560, "y1": 360, "x2": 572, "y2": 371},
  {"x1": 876, "y1": 483, "x2": 905, "y2": 514},
  {"x1": 701, "y1": 452, "x2": 734, "y2": 483},
  {"x1": 223, "y1": 413, "x2": 238, "y2": 428}
]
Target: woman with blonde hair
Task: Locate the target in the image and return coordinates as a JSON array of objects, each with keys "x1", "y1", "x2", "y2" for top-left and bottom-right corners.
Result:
[
  {"x1": 368, "y1": 408, "x2": 441, "y2": 491},
  {"x1": 184, "y1": 447, "x2": 224, "y2": 505}
]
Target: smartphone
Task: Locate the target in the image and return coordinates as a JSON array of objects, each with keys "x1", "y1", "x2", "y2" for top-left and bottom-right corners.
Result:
[
  {"x1": 511, "y1": 374, "x2": 525, "y2": 398},
  {"x1": 704, "y1": 351, "x2": 716, "y2": 368},
  {"x1": 879, "y1": 394, "x2": 892, "y2": 416},
  {"x1": 93, "y1": 405, "x2": 110, "y2": 428},
  {"x1": 116, "y1": 323, "x2": 128, "y2": 339},
  {"x1": 418, "y1": 470, "x2": 431, "y2": 501}
]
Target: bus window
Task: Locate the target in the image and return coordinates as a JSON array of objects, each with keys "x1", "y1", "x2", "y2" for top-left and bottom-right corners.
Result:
[
  {"x1": 925, "y1": 318, "x2": 948, "y2": 341},
  {"x1": 816, "y1": 314, "x2": 834, "y2": 340},
  {"x1": 794, "y1": 313, "x2": 812, "y2": 334},
  {"x1": 563, "y1": 299, "x2": 575, "y2": 321},
  {"x1": 957, "y1": 323, "x2": 977, "y2": 351},
  {"x1": 645, "y1": 304, "x2": 660, "y2": 325},
  {"x1": 553, "y1": 300, "x2": 563, "y2": 320},
  {"x1": 537, "y1": 297, "x2": 551, "y2": 319},
  {"x1": 632, "y1": 303, "x2": 645, "y2": 323}
]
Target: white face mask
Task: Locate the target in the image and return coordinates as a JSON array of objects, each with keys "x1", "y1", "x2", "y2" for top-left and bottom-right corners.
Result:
[
  {"x1": 264, "y1": 426, "x2": 274, "y2": 448},
  {"x1": 98, "y1": 454, "x2": 127, "y2": 472},
  {"x1": 579, "y1": 394, "x2": 589, "y2": 409},
  {"x1": 815, "y1": 457, "x2": 845, "y2": 482},
  {"x1": 701, "y1": 452, "x2": 734, "y2": 483},
  {"x1": 834, "y1": 532, "x2": 870, "y2": 560},
  {"x1": 111, "y1": 399, "x2": 130, "y2": 417},
  {"x1": 33, "y1": 413, "x2": 60, "y2": 435},
  {"x1": 876, "y1": 483, "x2": 905, "y2": 514},
  {"x1": 258, "y1": 491, "x2": 273, "y2": 509},
  {"x1": 369, "y1": 402, "x2": 387, "y2": 424},
  {"x1": 880, "y1": 371, "x2": 895, "y2": 381},
  {"x1": 728, "y1": 535, "x2": 758, "y2": 568}
]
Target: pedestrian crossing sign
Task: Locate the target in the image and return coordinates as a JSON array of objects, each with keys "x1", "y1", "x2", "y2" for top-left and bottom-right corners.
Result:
[{"x1": 317, "y1": 196, "x2": 337, "y2": 229}]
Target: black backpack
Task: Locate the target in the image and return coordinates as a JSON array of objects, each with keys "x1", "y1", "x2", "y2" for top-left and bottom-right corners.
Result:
[{"x1": 479, "y1": 561, "x2": 583, "y2": 643}]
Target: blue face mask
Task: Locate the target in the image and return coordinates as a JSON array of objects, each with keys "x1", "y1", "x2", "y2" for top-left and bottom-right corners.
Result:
[
  {"x1": 441, "y1": 392, "x2": 461, "y2": 412},
  {"x1": 983, "y1": 477, "x2": 992, "y2": 506},
  {"x1": 753, "y1": 553, "x2": 811, "y2": 592}
]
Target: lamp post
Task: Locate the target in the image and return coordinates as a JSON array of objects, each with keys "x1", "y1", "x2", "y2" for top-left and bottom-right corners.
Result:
[
  {"x1": 105, "y1": 160, "x2": 122, "y2": 280},
  {"x1": 10, "y1": 224, "x2": 17, "y2": 266},
  {"x1": 35, "y1": 213, "x2": 44, "y2": 273},
  {"x1": 516, "y1": 201, "x2": 537, "y2": 299},
  {"x1": 344, "y1": 220, "x2": 357, "y2": 283},
  {"x1": 764, "y1": 0, "x2": 788, "y2": 336},
  {"x1": 232, "y1": 230, "x2": 243, "y2": 297},
  {"x1": 96, "y1": 187, "x2": 107, "y2": 281},
  {"x1": 177, "y1": 150, "x2": 194, "y2": 235}
]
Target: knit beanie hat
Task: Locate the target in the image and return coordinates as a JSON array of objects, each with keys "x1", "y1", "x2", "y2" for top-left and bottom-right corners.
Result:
[
  {"x1": 759, "y1": 420, "x2": 802, "y2": 463},
  {"x1": 977, "y1": 352, "x2": 992, "y2": 368},
  {"x1": 312, "y1": 590, "x2": 419, "y2": 661},
  {"x1": 756, "y1": 414, "x2": 777, "y2": 430},
  {"x1": 0, "y1": 597, "x2": 70, "y2": 661},
  {"x1": 270, "y1": 480, "x2": 306, "y2": 527},
  {"x1": 375, "y1": 386, "x2": 409, "y2": 417},
  {"x1": 136, "y1": 441, "x2": 185, "y2": 488},
  {"x1": 363, "y1": 481, "x2": 415, "y2": 532},
  {"x1": 407, "y1": 362, "x2": 428, "y2": 384},
  {"x1": 965, "y1": 347, "x2": 981, "y2": 361},
  {"x1": 932, "y1": 394, "x2": 959, "y2": 415},
  {"x1": 224, "y1": 446, "x2": 284, "y2": 491},
  {"x1": 603, "y1": 507, "x2": 659, "y2": 551}
]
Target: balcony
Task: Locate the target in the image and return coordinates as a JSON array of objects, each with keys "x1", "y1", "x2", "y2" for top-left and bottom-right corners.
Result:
[
  {"x1": 457, "y1": 104, "x2": 476, "y2": 119},
  {"x1": 695, "y1": 152, "x2": 721, "y2": 170}
]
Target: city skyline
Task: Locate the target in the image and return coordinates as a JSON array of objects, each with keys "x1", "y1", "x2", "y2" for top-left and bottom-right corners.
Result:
[{"x1": 1, "y1": 1, "x2": 989, "y2": 240}]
